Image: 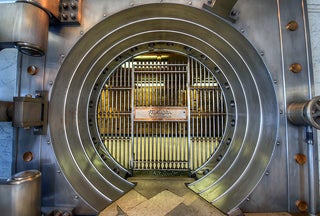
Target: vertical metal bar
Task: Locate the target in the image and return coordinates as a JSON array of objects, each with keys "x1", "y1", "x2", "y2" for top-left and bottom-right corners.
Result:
[
  {"x1": 115, "y1": 80, "x2": 118, "y2": 161},
  {"x1": 102, "y1": 88, "x2": 106, "y2": 151},
  {"x1": 156, "y1": 121, "x2": 158, "y2": 169},
  {"x1": 213, "y1": 85, "x2": 216, "y2": 140},
  {"x1": 151, "y1": 122, "x2": 154, "y2": 169},
  {"x1": 131, "y1": 59, "x2": 135, "y2": 169},
  {"x1": 204, "y1": 67, "x2": 208, "y2": 162},
  {"x1": 217, "y1": 87, "x2": 220, "y2": 137},
  {"x1": 107, "y1": 80, "x2": 110, "y2": 155},
  {"x1": 111, "y1": 82, "x2": 114, "y2": 155},
  {"x1": 187, "y1": 57, "x2": 191, "y2": 170},
  {"x1": 169, "y1": 122, "x2": 172, "y2": 169},
  {"x1": 159, "y1": 121, "x2": 162, "y2": 169}
]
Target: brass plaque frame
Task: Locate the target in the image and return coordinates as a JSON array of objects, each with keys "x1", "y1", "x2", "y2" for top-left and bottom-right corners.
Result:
[{"x1": 134, "y1": 106, "x2": 188, "y2": 122}]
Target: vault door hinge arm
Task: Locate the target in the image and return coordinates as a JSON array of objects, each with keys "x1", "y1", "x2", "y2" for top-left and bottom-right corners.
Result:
[
  {"x1": 13, "y1": 91, "x2": 48, "y2": 135},
  {"x1": 203, "y1": 0, "x2": 239, "y2": 23}
]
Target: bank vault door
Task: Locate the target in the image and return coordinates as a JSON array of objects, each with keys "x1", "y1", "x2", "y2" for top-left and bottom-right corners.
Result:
[{"x1": 98, "y1": 55, "x2": 225, "y2": 172}]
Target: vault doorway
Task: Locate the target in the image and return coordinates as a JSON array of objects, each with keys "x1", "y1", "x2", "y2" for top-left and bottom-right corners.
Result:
[{"x1": 97, "y1": 53, "x2": 226, "y2": 173}]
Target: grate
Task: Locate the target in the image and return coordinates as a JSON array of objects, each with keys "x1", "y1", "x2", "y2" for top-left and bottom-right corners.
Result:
[{"x1": 97, "y1": 55, "x2": 226, "y2": 171}]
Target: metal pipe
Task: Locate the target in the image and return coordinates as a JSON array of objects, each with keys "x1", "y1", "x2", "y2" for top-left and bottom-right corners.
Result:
[
  {"x1": 0, "y1": 101, "x2": 13, "y2": 122},
  {"x1": 0, "y1": 3, "x2": 49, "y2": 56},
  {"x1": 306, "y1": 126, "x2": 317, "y2": 216}
]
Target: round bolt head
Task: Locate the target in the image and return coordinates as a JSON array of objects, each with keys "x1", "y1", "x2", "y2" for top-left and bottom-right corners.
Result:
[
  {"x1": 290, "y1": 63, "x2": 302, "y2": 73},
  {"x1": 286, "y1": 20, "x2": 298, "y2": 31},
  {"x1": 27, "y1": 65, "x2": 38, "y2": 75},
  {"x1": 295, "y1": 154, "x2": 307, "y2": 165},
  {"x1": 296, "y1": 200, "x2": 308, "y2": 212}
]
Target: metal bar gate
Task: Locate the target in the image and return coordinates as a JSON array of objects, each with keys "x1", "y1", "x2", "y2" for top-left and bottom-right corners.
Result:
[{"x1": 97, "y1": 55, "x2": 226, "y2": 172}]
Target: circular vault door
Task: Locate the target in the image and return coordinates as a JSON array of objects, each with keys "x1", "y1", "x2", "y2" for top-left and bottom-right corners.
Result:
[{"x1": 49, "y1": 3, "x2": 278, "y2": 213}]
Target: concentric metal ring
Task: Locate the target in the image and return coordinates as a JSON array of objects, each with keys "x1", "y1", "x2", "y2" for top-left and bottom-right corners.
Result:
[{"x1": 49, "y1": 3, "x2": 278, "y2": 212}]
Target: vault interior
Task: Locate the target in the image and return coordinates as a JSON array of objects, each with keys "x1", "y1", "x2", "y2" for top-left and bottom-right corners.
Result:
[{"x1": 96, "y1": 52, "x2": 227, "y2": 173}]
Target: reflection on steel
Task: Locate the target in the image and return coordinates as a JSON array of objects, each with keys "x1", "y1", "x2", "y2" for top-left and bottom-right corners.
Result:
[
  {"x1": 0, "y1": 3, "x2": 49, "y2": 56},
  {"x1": 287, "y1": 96, "x2": 320, "y2": 129},
  {"x1": 0, "y1": 170, "x2": 41, "y2": 216}
]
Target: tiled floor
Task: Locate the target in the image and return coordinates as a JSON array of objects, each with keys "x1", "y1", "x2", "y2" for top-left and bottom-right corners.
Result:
[{"x1": 98, "y1": 177, "x2": 299, "y2": 216}]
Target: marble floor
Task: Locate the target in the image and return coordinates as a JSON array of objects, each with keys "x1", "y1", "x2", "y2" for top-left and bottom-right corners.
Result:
[{"x1": 99, "y1": 176, "x2": 299, "y2": 216}]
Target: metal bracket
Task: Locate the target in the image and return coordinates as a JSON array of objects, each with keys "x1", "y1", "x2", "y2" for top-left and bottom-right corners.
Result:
[
  {"x1": 58, "y1": 0, "x2": 82, "y2": 24},
  {"x1": 203, "y1": 0, "x2": 239, "y2": 23},
  {"x1": 16, "y1": 0, "x2": 82, "y2": 25},
  {"x1": 13, "y1": 91, "x2": 48, "y2": 135}
]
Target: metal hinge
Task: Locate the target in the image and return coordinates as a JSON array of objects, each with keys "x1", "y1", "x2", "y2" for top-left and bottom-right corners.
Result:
[
  {"x1": 13, "y1": 91, "x2": 48, "y2": 135},
  {"x1": 203, "y1": 0, "x2": 239, "y2": 23}
]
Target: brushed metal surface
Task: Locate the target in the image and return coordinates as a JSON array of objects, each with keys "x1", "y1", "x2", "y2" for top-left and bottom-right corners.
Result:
[
  {"x1": 50, "y1": 3, "x2": 277, "y2": 213},
  {"x1": 0, "y1": 2, "x2": 49, "y2": 56},
  {"x1": 0, "y1": 170, "x2": 41, "y2": 216},
  {"x1": 0, "y1": 0, "x2": 316, "y2": 215}
]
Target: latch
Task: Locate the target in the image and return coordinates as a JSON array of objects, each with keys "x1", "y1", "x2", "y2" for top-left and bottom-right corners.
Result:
[
  {"x1": 287, "y1": 96, "x2": 320, "y2": 130},
  {"x1": 12, "y1": 91, "x2": 48, "y2": 135}
]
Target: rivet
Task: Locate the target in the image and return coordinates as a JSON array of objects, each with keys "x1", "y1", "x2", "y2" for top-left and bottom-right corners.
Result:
[
  {"x1": 62, "y1": 13, "x2": 68, "y2": 20},
  {"x1": 74, "y1": 195, "x2": 79, "y2": 199},
  {"x1": 286, "y1": 21, "x2": 298, "y2": 31},
  {"x1": 201, "y1": 54, "x2": 207, "y2": 61},
  {"x1": 246, "y1": 197, "x2": 250, "y2": 201},
  {"x1": 130, "y1": 2, "x2": 134, "y2": 6},
  {"x1": 49, "y1": 81, "x2": 53, "y2": 86},
  {"x1": 240, "y1": 28, "x2": 245, "y2": 33},
  {"x1": 276, "y1": 141, "x2": 280, "y2": 146},
  {"x1": 290, "y1": 63, "x2": 302, "y2": 73},
  {"x1": 23, "y1": 151, "x2": 33, "y2": 162},
  {"x1": 226, "y1": 138, "x2": 232, "y2": 145},
  {"x1": 231, "y1": 119, "x2": 235, "y2": 127},
  {"x1": 280, "y1": 109, "x2": 283, "y2": 114},
  {"x1": 70, "y1": 13, "x2": 76, "y2": 20},
  {"x1": 103, "y1": 14, "x2": 106, "y2": 17},
  {"x1": 27, "y1": 65, "x2": 38, "y2": 75},
  {"x1": 225, "y1": 82, "x2": 230, "y2": 89},
  {"x1": 188, "y1": 1, "x2": 192, "y2": 5},
  {"x1": 230, "y1": 100, "x2": 235, "y2": 107},
  {"x1": 217, "y1": 155, "x2": 223, "y2": 161},
  {"x1": 80, "y1": 31, "x2": 84, "y2": 35},
  {"x1": 265, "y1": 170, "x2": 270, "y2": 176},
  {"x1": 57, "y1": 170, "x2": 61, "y2": 173},
  {"x1": 296, "y1": 200, "x2": 308, "y2": 212},
  {"x1": 260, "y1": 51, "x2": 264, "y2": 56},
  {"x1": 295, "y1": 154, "x2": 307, "y2": 165},
  {"x1": 274, "y1": 80, "x2": 278, "y2": 84},
  {"x1": 62, "y1": 2, "x2": 69, "y2": 9},
  {"x1": 70, "y1": 2, "x2": 77, "y2": 9}
]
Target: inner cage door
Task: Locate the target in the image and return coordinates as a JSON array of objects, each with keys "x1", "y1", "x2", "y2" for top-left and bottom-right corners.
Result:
[{"x1": 98, "y1": 54, "x2": 226, "y2": 171}]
